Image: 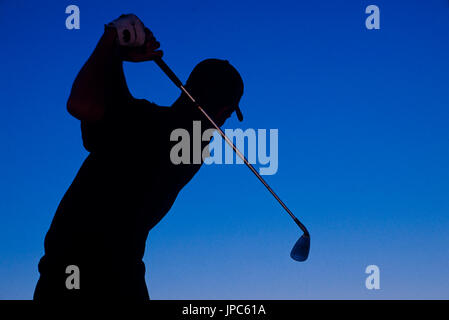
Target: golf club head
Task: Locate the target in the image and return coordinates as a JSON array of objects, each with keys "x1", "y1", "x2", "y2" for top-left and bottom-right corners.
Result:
[{"x1": 290, "y1": 233, "x2": 310, "y2": 262}]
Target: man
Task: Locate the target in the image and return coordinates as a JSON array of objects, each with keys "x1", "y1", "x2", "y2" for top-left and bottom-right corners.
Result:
[{"x1": 34, "y1": 14, "x2": 244, "y2": 300}]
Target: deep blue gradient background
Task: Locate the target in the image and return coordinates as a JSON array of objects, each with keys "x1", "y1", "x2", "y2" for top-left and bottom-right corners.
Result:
[{"x1": 1, "y1": 0, "x2": 448, "y2": 299}]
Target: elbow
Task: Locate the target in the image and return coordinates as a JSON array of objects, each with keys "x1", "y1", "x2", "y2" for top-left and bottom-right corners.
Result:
[
  {"x1": 66, "y1": 98, "x2": 80, "y2": 118},
  {"x1": 67, "y1": 98, "x2": 104, "y2": 122}
]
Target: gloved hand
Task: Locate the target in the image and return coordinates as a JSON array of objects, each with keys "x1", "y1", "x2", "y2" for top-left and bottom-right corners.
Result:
[
  {"x1": 106, "y1": 14, "x2": 163, "y2": 62},
  {"x1": 106, "y1": 14, "x2": 146, "y2": 47}
]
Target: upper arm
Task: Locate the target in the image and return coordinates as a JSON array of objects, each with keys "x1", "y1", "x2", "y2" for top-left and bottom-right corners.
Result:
[
  {"x1": 67, "y1": 98, "x2": 105, "y2": 122},
  {"x1": 80, "y1": 98, "x2": 157, "y2": 153},
  {"x1": 67, "y1": 29, "x2": 130, "y2": 122}
]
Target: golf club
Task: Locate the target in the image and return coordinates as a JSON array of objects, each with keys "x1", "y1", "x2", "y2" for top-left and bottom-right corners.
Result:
[{"x1": 154, "y1": 57, "x2": 310, "y2": 262}]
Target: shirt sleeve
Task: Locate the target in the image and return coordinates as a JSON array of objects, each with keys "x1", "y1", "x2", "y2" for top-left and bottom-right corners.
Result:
[{"x1": 80, "y1": 98, "x2": 158, "y2": 153}]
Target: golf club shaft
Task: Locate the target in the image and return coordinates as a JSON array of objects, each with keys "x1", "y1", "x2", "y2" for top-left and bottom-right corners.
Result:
[{"x1": 154, "y1": 57, "x2": 309, "y2": 236}]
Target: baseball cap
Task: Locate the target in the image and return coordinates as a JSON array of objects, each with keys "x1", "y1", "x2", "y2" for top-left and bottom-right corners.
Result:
[{"x1": 185, "y1": 59, "x2": 244, "y2": 121}]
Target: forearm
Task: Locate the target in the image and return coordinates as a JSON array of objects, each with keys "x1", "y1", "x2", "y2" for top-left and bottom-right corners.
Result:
[{"x1": 67, "y1": 28, "x2": 132, "y2": 121}]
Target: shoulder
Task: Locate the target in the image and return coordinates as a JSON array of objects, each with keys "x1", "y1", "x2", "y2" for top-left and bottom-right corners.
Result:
[
  {"x1": 132, "y1": 98, "x2": 159, "y2": 109},
  {"x1": 127, "y1": 98, "x2": 159, "y2": 114},
  {"x1": 101, "y1": 98, "x2": 164, "y2": 125},
  {"x1": 129, "y1": 98, "x2": 174, "y2": 118}
]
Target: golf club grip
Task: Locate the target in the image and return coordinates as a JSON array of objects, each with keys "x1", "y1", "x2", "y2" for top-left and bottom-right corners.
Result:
[{"x1": 154, "y1": 57, "x2": 183, "y2": 88}]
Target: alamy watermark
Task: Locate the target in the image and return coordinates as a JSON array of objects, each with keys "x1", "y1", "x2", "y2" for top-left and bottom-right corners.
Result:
[
  {"x1": 65, "y1": 5, "x2": 80, "y2": 30},
  {"x1": 365, "y1": 5, "x2": 380, "y2": 30},
  {"x1": 365, "y1": 264, "x2": 380, "y2": 290},
  {"x1": 170, "y1": 121, "x2": 279, "y2": 175},
  {"x1": 65, "y1": 265, "x2": 80, "y2": 290}
]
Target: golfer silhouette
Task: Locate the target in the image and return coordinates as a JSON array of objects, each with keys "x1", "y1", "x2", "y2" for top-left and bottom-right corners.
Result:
[{"x1": 34, "y1": 14, "x2": 243, "y2": 300}]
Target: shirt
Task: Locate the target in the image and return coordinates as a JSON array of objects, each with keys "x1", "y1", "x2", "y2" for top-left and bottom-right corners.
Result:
[{"x1": 36, "y1": 98, "x2": 214, "y2": 299}]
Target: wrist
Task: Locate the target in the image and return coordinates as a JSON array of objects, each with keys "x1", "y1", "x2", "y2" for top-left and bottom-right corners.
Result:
[
  {"x1": 103, "y1": 25, "x2": 118, "y2": 41},
  {"x1": 101, "y1": 27, "x2": 123, "y2": 61}
]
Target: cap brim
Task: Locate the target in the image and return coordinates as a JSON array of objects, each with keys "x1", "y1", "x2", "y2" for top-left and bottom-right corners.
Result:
[{"x1": 235, "y1": 106, "x2": 243, "y2": 121}]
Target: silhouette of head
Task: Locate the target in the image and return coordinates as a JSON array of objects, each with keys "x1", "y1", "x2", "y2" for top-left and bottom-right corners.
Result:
[{"x1": 178, "y1": 59, "x2": 244, "y2": 126}]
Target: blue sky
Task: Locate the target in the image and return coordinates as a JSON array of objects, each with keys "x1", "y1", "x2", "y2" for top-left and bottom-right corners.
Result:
[{"x1": 0, "y1": 0, "x2": 448, "y2": 299}]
